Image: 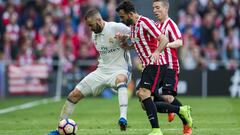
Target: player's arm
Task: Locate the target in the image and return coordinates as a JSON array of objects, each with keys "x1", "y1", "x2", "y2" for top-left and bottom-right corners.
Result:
[
  {"x1": 166, "y1": 21, "x2": 183, "y2": 48},
  {"x1": 166, "y1": 39, "x2": 182, "y2": 48},
  {"x1": 122, "y1": 42, "x2": 134, "y2": 50},
  {"x1": 114, "y1": 23, "x2": 134, "y2": 50},
  {"x1": 114, "y1": 22, "x2": 130, "y2": 41},
  {"x1": 115, "y1": 32, "x2": 130, "y2": 42},
  {"x1": 155, "y1": 34, "x2": 169, "y2": 53},
  {"x1": 114, "y1": 32, "x2": 134, "y2": 50},
  {"x1": 141, "y1": 18, "x2": 168, "y2": 53}
]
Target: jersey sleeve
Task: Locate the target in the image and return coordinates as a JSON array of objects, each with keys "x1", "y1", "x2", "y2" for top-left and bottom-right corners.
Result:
[
  {"x1": 167, "y1": 20, "x2": 182, "y2": 40},
  {"x1": 114, "y1": 22, "x2": 131, "y2": 35},
  {"x1": 140, "y1": 17, "x2": 162, "y2": 38}
]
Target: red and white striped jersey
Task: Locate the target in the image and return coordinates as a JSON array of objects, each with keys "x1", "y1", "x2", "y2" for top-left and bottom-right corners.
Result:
[
  {"x1": 156, "y1": 17, "x2": 182, "y2": 73},
  {"x1": 130, "y1": 16, "x2": 166, "y2": 68}
]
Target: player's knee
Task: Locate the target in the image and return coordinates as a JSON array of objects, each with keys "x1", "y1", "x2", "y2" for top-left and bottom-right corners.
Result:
[
  {"x1": 136, "y1": 90, "x2": 140, "y2": 97},
  {"x1": 68, "y1": 88, "x2": 84, "y2": 103},
  {"x1": 161, "y1": 95, "x2": 174, "y2": 103},
  {"x1": 116, "y1": 74, "x2": 127, "y2": 84},
  {"x1": 136, "y1": 89, "x2": 144, "y2": 99},
  {"x1": 135, "y1": 91, "x2": 146, "y2": 111},
  {"x1": 137, "y1": 88, "x2": 151, "y2": 100}
]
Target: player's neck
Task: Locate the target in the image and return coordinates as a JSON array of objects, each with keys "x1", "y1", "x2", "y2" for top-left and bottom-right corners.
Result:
[
  {"x1": 159, "y1": 15, "x2": 169, "y2": 24},
  {"x1": 132, "y1": 13, "x2": 140, "y2": 25}
]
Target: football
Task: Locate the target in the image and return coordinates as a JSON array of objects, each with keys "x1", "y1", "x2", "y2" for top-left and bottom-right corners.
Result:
[{"x1": 58, "y1": 119, "x2": 78, "y2": 135}]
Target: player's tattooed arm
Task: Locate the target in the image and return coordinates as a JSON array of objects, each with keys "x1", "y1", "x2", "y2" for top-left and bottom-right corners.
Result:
[
  {"x1": 115, "y1": 32, "x2": 134, "y2": 50},
  {"x1": 115, "y1": 32, "x2": 129, "y2": 41},
  {"x1": 121, "y1": 42, "x2": 134, "y2": 50}
]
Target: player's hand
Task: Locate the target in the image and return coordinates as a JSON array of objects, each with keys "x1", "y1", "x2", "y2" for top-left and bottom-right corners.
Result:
[
  {"x1": 120, "y1": 43, "x2": 128, "y2": 50},
  {"x1": 114, "y1": 32, "x2": 124, "y2": 41},
  {"x1": 115, "y1": 32, "x2": 130, "y2": 42},
  {"x1": 152, "y1": 51, "x2": 160, "y2": 62}
]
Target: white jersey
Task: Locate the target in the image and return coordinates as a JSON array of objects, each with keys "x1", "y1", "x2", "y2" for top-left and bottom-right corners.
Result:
[{"x1": 92, "y1": 22, "x2": 132, "y2": 71}]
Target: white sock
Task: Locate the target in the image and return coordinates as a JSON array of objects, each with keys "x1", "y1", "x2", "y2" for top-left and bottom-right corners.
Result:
[
  {"x1": 117, "y1": 82, "x2": 128, "y2": 119},
  {"x1": 60, "y1": 99, "x2": 76, "y2": 120}
]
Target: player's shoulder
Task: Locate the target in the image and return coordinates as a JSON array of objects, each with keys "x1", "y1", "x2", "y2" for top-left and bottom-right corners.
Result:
[
  {"x1": 140, "y1": 16, "x2": 153, "y2": 21},
  {"x1": 139, "y1": 15, "x2": 156, "y2": 24},
  {"x1": 107, "y1": 21, "x2": 127, "y2": 27},
  {"x1": 167, "y1": 18, "x2": 178, "y2": 26}
]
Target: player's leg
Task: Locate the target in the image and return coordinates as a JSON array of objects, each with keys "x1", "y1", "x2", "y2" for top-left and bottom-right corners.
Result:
[
  {"x1": 137, "y1": 88, "x2": 163, "y2": 135},
  {"x1": 59, "y1": 88, "x2": 85, "y2": 120},
  {"x1": 115, "y1": 74, "x2": 128, "y2": 131},
  {"x1": 48, "y1": 71, "x2": 101, "y2": 135},
  {"x1": 154, "y1": 69, "x2": 193, "y2": 131},
  {"x1": 48, "y1": 88, "x2": 85, "y2": 135},
  {"x1": 154, "y1": 95, "x2": 192, "y2": 127},
  {"x1": 153, "y1": 95, "x2": 175, "y2": 122},
  {"x1": 154, "y1": 69, "x2": 184, "y2": 121},
  {"x1": 163, "y1": 69, "x2": 192, "y2": 134},
  {"x1": 60, "y1": 71, "x2": 100, "y2": 120},
  {"x1": 163, "y1": 96, "x2": 193, "y2": 135},
  {"x1": 161, "y1": 95, "x2": 187, "y2": 123},
  {"x1": 137, "y1": 65, "x2": 163, "y2": 135}
]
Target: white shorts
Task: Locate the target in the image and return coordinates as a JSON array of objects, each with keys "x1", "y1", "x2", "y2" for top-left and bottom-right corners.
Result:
[{"x1": 75, "y1": 69, "x2": 131, "y2": 96}]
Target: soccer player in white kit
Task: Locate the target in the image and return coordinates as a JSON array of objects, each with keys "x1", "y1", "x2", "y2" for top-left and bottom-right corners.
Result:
[{"x1": 48, "y1": 8, "x2": 132, "y2": 135}]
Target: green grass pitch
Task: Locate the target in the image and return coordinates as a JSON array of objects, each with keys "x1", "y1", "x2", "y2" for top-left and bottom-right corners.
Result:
[{"x1": 0, "y1": 97, "x2": 240, "y2": 135}]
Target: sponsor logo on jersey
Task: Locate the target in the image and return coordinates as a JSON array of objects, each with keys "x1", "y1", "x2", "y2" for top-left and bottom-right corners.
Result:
[{"x1": 99, "y1": 47, "x2": 121, "y2": 55}]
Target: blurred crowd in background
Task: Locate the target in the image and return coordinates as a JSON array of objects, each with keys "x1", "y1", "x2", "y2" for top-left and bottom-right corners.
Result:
[
  {"x1": 0, "y1": 0, "x2": 239, "y2": 75},
  {"x1": 179, "y1": 0, "x2": 239, "y2": 71}
]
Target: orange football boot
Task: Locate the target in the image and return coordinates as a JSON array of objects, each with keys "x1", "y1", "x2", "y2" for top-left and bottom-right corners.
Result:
[
  {"x1": 183, "y1": 124, "x2": 192, "y2": 135},
  {"x1": 168, "y1": 113, "x2": 175, "y2": 122}
]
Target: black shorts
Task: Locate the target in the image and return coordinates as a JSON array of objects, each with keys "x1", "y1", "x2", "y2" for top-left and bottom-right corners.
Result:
[
  {"x1": 137, "y1": 64, "x2": 167, "y2": 93},
  {"x1": 160, "y1": 69, "x2": 179, "y2": 96},
  {"x1": 136, "y1": 67, "x2": 178, "y2": 97}
]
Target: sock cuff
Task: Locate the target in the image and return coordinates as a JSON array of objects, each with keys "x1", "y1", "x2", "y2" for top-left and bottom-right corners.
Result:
[
  {"x1": 142, "y1": 97, "x2": 152, "y2": 103},
  {"x1": 67, "y1": 98, "x2": 77, "y2": 104},
  {"x1": 117, "y1": 82, "x2": 127, "y2": 89},
  {"x1": 171, "y1": 98, "x2": 177, "y2": 103},
  {"x1": 171, "y1": 98, "x2": 182, "y2": 106}
]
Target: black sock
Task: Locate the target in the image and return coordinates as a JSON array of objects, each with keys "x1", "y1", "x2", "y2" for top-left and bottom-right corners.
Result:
[
  {"x1": 171, "y1": 98, "x2": 182, "y2": 106},
  {"x1": 155, "y1": 101, "x2": 180, "y2": 113},
  {"x1": 142, "y1": 97, "x2": 159, "y2": 128},
  {"x1": 153, "y1": 94, "x2": 164, "y2": 102},
  {"x1": 171, "y1": 98, "x2": 187, "y2": 125}
]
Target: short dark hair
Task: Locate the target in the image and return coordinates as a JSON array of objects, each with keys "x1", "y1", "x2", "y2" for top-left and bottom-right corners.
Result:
[
  {"x1": 116, "y1": 0, "x2": 136, "y2": 13},
  {"x1": 153, "y1": 0, "x2": 169, "y2": 8},
  {"x1": 84, "y1": 8, "x2": 100, "y2": 20}
]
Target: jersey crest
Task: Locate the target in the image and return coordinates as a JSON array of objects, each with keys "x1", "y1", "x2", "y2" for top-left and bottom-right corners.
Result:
[{"x1": 109, "y1": 37, "x2": 114, "y2": 43}]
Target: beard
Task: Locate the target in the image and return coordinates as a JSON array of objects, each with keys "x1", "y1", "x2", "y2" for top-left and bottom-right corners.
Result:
[
  {"x1": 122, "y1": 18, "x2": 134, "y2": 26},
  {"x1": 93, "y1": 23, "x2": 103, "y2": 33}
]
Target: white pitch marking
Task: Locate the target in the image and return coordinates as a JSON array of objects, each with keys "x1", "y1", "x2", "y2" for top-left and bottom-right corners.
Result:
[
  {"x1": 0, "y1": 98, "x2": 60, "y2": 114},
  {"x1": 76, "y1": 128, "x2": 240, "y2": 131}
]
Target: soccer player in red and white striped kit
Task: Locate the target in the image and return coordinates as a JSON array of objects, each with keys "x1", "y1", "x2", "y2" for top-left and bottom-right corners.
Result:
[
  {"x1": 116, "y1": 0, "x2": 192, "y2": 135},
  {"x1": 152, "y1": 0, "x2": 192, "y2": 134}
]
